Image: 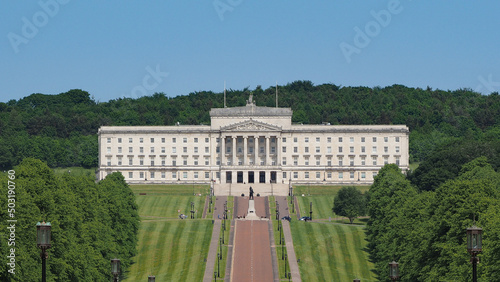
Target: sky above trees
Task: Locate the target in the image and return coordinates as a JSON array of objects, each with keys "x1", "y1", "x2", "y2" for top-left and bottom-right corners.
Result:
[{"x1": 2, "y1": 1, "x2": 500, "y2": 103}]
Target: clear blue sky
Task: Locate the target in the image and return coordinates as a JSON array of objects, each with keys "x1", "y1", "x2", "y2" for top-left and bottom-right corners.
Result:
[{"x1": 2, "y1": 1, "x2": 500, "y2": 103}]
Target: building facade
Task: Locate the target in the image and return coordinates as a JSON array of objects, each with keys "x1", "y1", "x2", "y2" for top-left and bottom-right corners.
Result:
[{"x1": 97, "y1": 98, "x2": 409, "y2": 185}]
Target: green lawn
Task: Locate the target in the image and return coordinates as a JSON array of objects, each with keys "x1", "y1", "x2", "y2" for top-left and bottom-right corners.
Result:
[
  {"x1": 290, "y1": 221, "x2": 375, "y2": 281},
  {"x1": 124, "y1": 220, "x2": 212, "y2": 281}
]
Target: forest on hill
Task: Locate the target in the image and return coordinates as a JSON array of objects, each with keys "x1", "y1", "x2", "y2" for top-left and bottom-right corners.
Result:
[{"x1": 0, "y1": 81, "x2": 499, "y2": 171}]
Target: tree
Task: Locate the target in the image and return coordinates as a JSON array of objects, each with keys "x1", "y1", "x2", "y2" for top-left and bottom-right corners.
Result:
[{"x1": 332, "y1": 186, "x2": 365, "y2": 223}]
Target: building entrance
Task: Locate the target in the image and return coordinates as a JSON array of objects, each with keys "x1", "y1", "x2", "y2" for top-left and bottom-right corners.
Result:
[
  {"x1": 237, "y1": 171, "x2": 243, "y2": 183},
  {"x1": 270, "y1": 171, "x2": 277, "y2": 183},
  {"x1": 259, "y1": 171, "x2": 266, "y2": 183},
  {"x1": 226, "y1": 171, "x2": 232, "y2": 183},
  {"x1": 248, "y1": 171, "x2": 254, "y2": 183}
]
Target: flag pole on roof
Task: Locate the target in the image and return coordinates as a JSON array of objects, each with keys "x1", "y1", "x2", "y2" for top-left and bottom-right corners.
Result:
[
  {"x1": 224, "y1": 81, "x2": 226, "y2": 108},
  {"x1": 276, "y1": 81, "x2": 278, "y2": 108}
]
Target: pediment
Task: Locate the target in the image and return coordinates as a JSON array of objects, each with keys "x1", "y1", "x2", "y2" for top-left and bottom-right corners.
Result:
[{"x1": 221, "y1": 119, "x2": 281, "y2": 132}]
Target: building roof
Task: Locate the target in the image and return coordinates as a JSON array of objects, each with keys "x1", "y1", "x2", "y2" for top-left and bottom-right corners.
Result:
[{"x1": 210, "y1": 103, "x2": 292, "y2": 117}]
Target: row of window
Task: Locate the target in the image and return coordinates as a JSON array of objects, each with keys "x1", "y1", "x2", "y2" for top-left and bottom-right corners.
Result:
[
  {"x1": 106, "y1": 155, "x2": 400, "y2": 167},
  {"x1": 106, "y1": 136, "x2": 402, "y2": 144},
  {"x1": 122, "y1": 171, "x2": 378, "y2": 180}
]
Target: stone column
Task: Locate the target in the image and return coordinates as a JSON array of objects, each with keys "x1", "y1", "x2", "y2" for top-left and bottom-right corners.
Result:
[
  {"x1": 265, "y1": 136, "x2": 270, "y2": 166},
  {"x1": 232, "y1": 136, "x2": 237, "y2": 166},
  {"x1": 221, "y1": 136, "x2": 225, "y2": 166},
  {"x1": 276, "y1": 136, "x2": 281, "y2": 166},
  {"x1": 255, "y1": 136, "x2": 260, "y2": 165},
  {"x1": 243, "y1": 136, "x2": 248, "y2": 166}
]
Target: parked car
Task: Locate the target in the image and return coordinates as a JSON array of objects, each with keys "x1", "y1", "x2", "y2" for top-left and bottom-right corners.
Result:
[
  {"x1": 299, "y1": 216, "x2": 311, "y2": 221},
  {"x1": 281, "y1": 216, "x2": 292, "y2": 222}
]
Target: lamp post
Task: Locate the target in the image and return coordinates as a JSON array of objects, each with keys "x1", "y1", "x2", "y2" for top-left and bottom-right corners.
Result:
[
  {"x1": 111, "y1": 258, "x2": 121, "y2": 282},
  {"x1": 467, "y1": 225, "x2": 483, "y2": 282},
  {"x1": 389, "y1": 261, "x2": 399, "y2": 281},
  {"x1": 36, "y1": 221, "x2": 51, "y2": 282},
  {"x1": 148, "y1": 275, "x2": 155, "y2": 282},
  {"x1": 309, "y1": 202, "x2": 312, "y2": 220}
]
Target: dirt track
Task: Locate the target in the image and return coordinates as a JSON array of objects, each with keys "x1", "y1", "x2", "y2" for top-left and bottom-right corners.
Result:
[{"x1": 231, "y1": 220, "x2": 273, "y2": 282}]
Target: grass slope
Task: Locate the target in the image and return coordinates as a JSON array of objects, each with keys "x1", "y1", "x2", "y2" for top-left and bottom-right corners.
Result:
[{"x1": 290, "y1": 221, "x2": 375, "y2": 281}]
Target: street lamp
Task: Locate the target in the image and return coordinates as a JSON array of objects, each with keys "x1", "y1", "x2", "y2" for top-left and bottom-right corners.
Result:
[
  {"x1": 36, "y1": 221, "x2": 51, "y2": 282},
  {"x1": 111, "y1": 258, "x2": 120, "y2": 282},
  {"x1": 148, "y1": 275, "x2": 155, "y2": 282},
  {"x1": 389, "y1": 261, "x2": 399, "y2": 281},
  {"x1": 467, "y1": 224, "x2": 483, "y2": 282}
]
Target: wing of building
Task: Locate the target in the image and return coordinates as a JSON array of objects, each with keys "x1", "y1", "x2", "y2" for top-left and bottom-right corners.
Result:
[{"x1": 97, "y1": 98, "x2": 409, "y2": 186}]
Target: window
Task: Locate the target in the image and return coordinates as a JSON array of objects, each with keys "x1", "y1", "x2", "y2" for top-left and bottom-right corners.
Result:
[
  {"x1": 162, "y1": 138, "x2": 165, "y2": 143},
  {"x1": 350, "y1": 172, "x2": 355, "y2": 179},
  {"x1": 372, "y1": 146, "x2": 377, "y2": 153},
  {"x1": 271, "y1": 147, "x2": 276, "y2": 154},
  {"x1": 350, "y1": 137, "x2": 354, "y2": 143},
  {"x1": 294, "y1": 137, "x2": 298, "y2": 142},
  {"x1": 216, "y1": 147, "x2": 220, "y2": 153},
  {"x1": 150, "y1": 172, "x2": 155, "y2": 179},
  {"x1": 249, "y1": 147, "x2": 254, "y2": 153},
  {"x1": 395, "y1": 137, "x2": 400, "y2": 142},
  {"x1": 194, "y1": 138, "x2": 198, "y2": 143},
  {"x1": 140, "y1": 138, "x2": 143, "y2": 143},
  {"x1": 172, "y1": 159, "x2": 177, "y2": 166},
  {"x1": 107, "y1": 157, "x2": 111, "y2": 166},
  {"x1": 316, "y1": 146, "x2": 320, "y2": 153},
  {"x1": 151, "y1": 159, "x2": 155, "y2": 166},
  {"x1": 205, "y1": 158, "x2": 209, "y2": 165},
  {"x1": 183, "y1": 147, "x2": 187, "y2": 153},
  {"x1": 396, "y1": 157, "x2": 400, "y2": 165},
  {"x1": 216, "y1": 158, "x2": 220, "y2": 165},
  {"x1": 396, "y1": 146, "x2": 400, "y2": 153},
  {"x1": 350, "y1": 157, "x2": 354, "y2": 166},
  {"x1": 194, "y1": 172, "x2": 198, "y2": 179},
  {"x1": 161, "y1": 158, "x2": 166, "y2": 165},
  {"x1": 129, "y1": 158, "x2": 133, "y2": 165},
  {"x1": 293, "y1": 157, "x2": 298, "y2": 166},
  {"x1": 283, "y1": 172, "x2": 287, "y2": 179},
  {"x1": 316, "y1": 157, "x2": 320, "y2": 165},
  {"x1": 118, "y1": 157, "x2": 122, "y2": 165},
  {"x1": 327, "y1": 137, "x2": 332, "y2": 143},
  {"x1": 118, "y1": 138, "x2": 122, "y2": 143},
  {"x1": 372, "y1": 137, "x2": 377, "y2": 142},
  {"x1": 294, "y1": 147, "x2": 298, "y2": 153},
  {"x1": 361, "y1": 157, "x2": 366, "y2": 165},
  {"x1": 361, "y1": 146, "x2": 365, "y2": 153},
  {"x1": 316, "y1": 137, "x2": 320, "y2": 142},
  {"x1": 327, "y1": 147, "x2": 332, "y2": 154},
  {"x1": 205, "y1": 138, "x2": 209, "y2": 143},
  {"x1": 361, "y1": 172, "x2": 366, "y2": 179},
  {"x1": 161, "y1": 147, "x2": 165, "y2": 153},
  {"x1": 205, "y1": 172, "x2": 210, "y2": 178},
  {"x1": 282, "y1": 137, "x2": 287, "y2": 142},
  {"x1": 294, "y1": 172, "x2": 298, "y2": 179},
  {"x1": 305, "y1": 147, "x2": 309, "y2": 153},
  {"x1": 372, "y1": 157, "x2": 377, "y2": 165},
  {"x1": 172, "y1": 147, "x2": 177, "y2": 153},
  {"x1": 316, "y1": 172, "x2": 321, "y2": 179},
  {"x1": 350, "y1": 146, "x2": 354, "y2": 153},
  {"x1": 227, "y1": 146, "x2": 231, "y2": 153},
  {"x1": 260, "y1": 147, "x2": 264, "y2": 153},
  {"x1": 305, "y1": 137, "x2": 309, "y2": 143},
  {"x1": 282, "y1": 157, "x2": 287, "y2": 165},
  {"x1": 384, "y1": 137, "x2": 388, "y2": 142},
  {"x1": 183, "y1": 138, "x2": 187, "y2": 143},
  {"x1": 361, "y1": 137, "x2": 365, "y2": 142},
  {"x1": 339, "y1": 157, "x2": 343, "y2": 166},
  {"x1": 140, "y1": 158, "x2": 144, "y2": 165},
  {"x1": 327, "y1": 172, "x2": 332, "y2": 178},
  {"x1": 161, "y1": 172, "x2": 166, "y2": 178},
  {"x1": 151, "y1": 147, "x2": 155, "y2": 153},
  {"x1": 327, "y1": 157, "x2": 332, "y2": 166},
  {"x1": 338, "y1": 146, "x2": 343, "y2": 153},
  {"x1": 107, "y1": 138, "x2": 111, "y2": 143},
  {"x1": 171, "y1": 172, "x2": 177, "y2": 179},
  {"x1": 183, "y1": 158, "x2": 187, "y2": 165},
  {"x1": 129, "y1": 138, "x2": 133, "y2": 143},
  {"x1": 129, "y1": 147, "x2": 133, "y2": 153},
  {"x1": 305, "y1": 172, "x2": 309, "y2": 179},
  {"x1": 216, "y1": 138, "x2": 220, "y2": 143},
  {"x1": 339, "y1": 172, "x2": 343, "y2": 179},
  {"x1": 282, "y1": 146, "x2": 286, "y2": 153},
  {"x1": 384, "y1": 146, "x2": 388, "y2": 153},
  {"x1": 140, "y1": 147, "x2": 144, "y2": 153},
  {"x1": 128, "y1": 172, "x2": 133, "y2": 178},
  {"x1": 118, "y1": 147, "x2": 122, "y2": 154},
  {"x1": 151, "y1": 138, "x2": 155, "y2": 143},
  {"x1": 194, "y1": 158, "x2": 198, "y2": 165},
  {"x1": 140, "y1": 172, "x2": 144, "y2": 179},
  {"x1": 107, "y1": 147, "x2": 111, "y2": 153},
  {"x1": 384, "y1": 157, "x2": 389, "y2": 165},
  {"x1": 271, "y1": 137, "x2": 275, "y2": 143},
  {"x1": 205, "y1": 147, "x2": 209, "y2": 153},
  {"x1": 339, "y1": 137, "x2": 343, "y2": 142},
  {"x1": 172, "y1": 138, "x2": 176, "y2": 143},
  {"x1": 305, "y1": 158, "x2": 309, "y2": 165},
  {"x1": 194, "y1": 147, "x2": 198, "y2": 153},
  {"x1": 183, "y1": 172, "x2": 188, "y2": 179}
]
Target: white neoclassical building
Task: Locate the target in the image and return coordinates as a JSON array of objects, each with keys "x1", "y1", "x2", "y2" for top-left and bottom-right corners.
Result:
[{"x1": 97, "y1": 96, "x2": 409, "y2": 186}]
